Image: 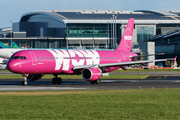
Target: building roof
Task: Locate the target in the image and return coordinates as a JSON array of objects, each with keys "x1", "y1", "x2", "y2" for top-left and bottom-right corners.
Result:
[
  {"x1": 20, "y1": 10, "x2": 180, "y2": 24},
  {"x1": 54, "y1": 12, "x2": 172, "y2": 20}
]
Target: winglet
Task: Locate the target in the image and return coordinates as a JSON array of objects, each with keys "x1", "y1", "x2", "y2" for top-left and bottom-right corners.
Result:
[{"x1": 116, "y1": 18, "x2": 135, "y2": 52}]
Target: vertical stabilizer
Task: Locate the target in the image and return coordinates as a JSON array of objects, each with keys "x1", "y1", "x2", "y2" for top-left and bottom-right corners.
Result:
[
  {"x1": 116, "y1": 18, "x2": 135, "y2": 52},
  {"x1": 12, "y1": 42, "x2": 19, "y2": 48},
  {"x1": 0, "y1": 42, "x2": 9, "y2": 49}
]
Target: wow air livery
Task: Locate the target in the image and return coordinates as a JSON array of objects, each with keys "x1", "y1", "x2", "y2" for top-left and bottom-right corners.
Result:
[{"x1": 7, "y1": 18, "x2": 169, "y2": 85}]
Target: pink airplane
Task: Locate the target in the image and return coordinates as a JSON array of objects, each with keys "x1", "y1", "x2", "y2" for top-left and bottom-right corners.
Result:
[{"x1": 7, "y1": 18, "x2": 169, "y2": 85}]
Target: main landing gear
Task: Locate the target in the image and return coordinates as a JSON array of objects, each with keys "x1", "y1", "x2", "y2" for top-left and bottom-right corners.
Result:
[
  {"x1": 90, "y1": 79, "x2": 100, "y2": 84},
  {"x1": 52, "y1": 74, "x2": 62, "y2": 85}
]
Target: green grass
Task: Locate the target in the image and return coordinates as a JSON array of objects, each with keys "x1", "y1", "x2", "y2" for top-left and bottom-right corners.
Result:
[
  {"x1": 0, "y1": 89, "x2": 180, "y2": 119},
  {"x1": 0, "y1": 74, "x2": 148, "y2": 80}
]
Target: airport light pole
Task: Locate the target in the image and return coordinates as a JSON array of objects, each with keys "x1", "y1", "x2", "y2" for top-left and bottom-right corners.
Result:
[
  {"x1": 9, "y1": 20, "x2": 13, "y2": 48},
  {"x1": 112, "y1": 14, "x2": 114, "y2": 49},
  {"x1": 115, "y1": 16, "x2": 117, "y2": 48},
  {"x1": 107, "y1": 21, "x2": 109, "y2": 49},
  {"x1": 110, "y1": 18, "x2": 112, "y2": 48}
]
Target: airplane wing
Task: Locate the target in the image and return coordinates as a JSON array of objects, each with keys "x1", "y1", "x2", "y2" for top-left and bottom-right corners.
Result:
[{"x1": 73, "y1": 58, "x2": 173, "y2": 70}]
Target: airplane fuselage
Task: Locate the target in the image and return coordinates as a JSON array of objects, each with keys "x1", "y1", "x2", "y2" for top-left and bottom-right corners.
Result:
[{"x1": 7, "y1": 49, "x2": 137, "y2": 74}]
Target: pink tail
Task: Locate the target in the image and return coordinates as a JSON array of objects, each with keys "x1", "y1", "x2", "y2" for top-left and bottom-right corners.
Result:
[{"x1": 116, "y1": 18, "x2": 135, "y2": 52}]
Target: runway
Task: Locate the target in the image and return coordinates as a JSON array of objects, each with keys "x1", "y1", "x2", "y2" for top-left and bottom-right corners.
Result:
[{"x1": 0, "y1": 76, "x2": 180, "y2": 91}]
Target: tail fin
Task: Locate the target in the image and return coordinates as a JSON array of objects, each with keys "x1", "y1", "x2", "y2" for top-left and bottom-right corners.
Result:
[
  {"x1": 0, "y1": 42, "x2": 9, "y2": 49},
  {"x1": 116, "y1": 18, "x2": 135, "y2": 52},
  {"x1": 11, "y1": 42, "x2": 19, "y2": 48}
]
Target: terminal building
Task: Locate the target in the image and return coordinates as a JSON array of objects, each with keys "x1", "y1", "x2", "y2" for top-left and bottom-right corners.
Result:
[{"x1": 1, "y1": 10, "x2": 180, "y2": 65}]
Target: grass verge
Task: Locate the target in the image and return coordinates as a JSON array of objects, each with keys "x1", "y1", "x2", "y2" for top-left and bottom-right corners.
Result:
[
  {"x1": 0, "y1": 74, "x2": 148, "y2": 79},
  {"x1": 0, "y1": 89, "x2": 179, "y2": 119}
]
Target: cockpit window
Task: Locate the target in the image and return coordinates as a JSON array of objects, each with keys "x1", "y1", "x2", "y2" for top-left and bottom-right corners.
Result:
[
  {"x1": 20, "y1": 56, "x2": 23, "y2": 59},
  {"x1": 23, "y1": 56, "x2": 27, "y2": 60},
  {"x1": 13, "y1": 56, "x2": 27, "y2": 60},
  {"x1": 13, "y1": 56, "x2": 19, "y2": 59}
]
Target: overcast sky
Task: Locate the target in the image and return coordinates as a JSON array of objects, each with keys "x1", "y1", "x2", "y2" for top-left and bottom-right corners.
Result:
[{"x1": 1, "y1": 0, "x2": 180, "y2": 28}]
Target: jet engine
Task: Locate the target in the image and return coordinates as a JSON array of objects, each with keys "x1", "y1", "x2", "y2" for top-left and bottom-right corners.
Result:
[
  {"x1": 27, "y1": 74, "x2": 43, "y2": 81},
  {"x1": 82, "y1": 68, "x2": 101, "y2": 81}
]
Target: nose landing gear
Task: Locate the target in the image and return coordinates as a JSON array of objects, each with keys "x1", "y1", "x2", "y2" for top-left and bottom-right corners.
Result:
[{"x1": 22, "y1": 74, "x2": 28, "y2": 85}]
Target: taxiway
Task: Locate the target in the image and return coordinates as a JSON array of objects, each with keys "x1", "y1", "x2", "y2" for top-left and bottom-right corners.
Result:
[
  {"x1": 0, "y1": 71, "x2": 180, "y2": 91},
  {"x1": 0, "y1": 76, "x2": 179, "y2": 91}
]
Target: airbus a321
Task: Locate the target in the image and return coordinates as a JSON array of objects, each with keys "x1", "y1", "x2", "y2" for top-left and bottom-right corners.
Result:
[{"x1": 7, "y1": 18, "x2": 170, "y2": 85}]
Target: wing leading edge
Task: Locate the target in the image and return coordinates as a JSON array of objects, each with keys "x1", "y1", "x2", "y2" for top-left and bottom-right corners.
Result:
[{"x1": 73, "y1": 58, "x2": 173, "y2": 70}]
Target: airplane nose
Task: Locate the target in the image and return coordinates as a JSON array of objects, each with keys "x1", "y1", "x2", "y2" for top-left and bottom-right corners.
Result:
[
  {"x1": 7, "y1": 61, "x2": 14, "y2": 72},
  {"x1": 7, "y1": 61, "x2": 20, "y2": 73}
]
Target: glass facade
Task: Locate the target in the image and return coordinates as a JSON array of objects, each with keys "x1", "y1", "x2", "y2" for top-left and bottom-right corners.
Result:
[
  {"x1": 0, "y1": 39, "x2": 66, "y2": 48},
  {"x1": 66, "y1": 24, "x2": 109, "y2": 38},
  {"x1": 66, "y1": 23, "x2": 121, "y2": 49},
  {"x1": 156, "y1": 24, "x2": 180, "y2": 34},
  {"x1": 137, "y1": 26, "x2": 155, "y2": 42},
  {"x1": 156, "y1": 45, "x2": 180, "y2": 54}
]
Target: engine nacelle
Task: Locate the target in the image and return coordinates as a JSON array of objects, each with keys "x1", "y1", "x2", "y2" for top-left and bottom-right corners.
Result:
[
  {"x1": 82, "y1": 68, "x2": 101, "y2": 81},
  {"x1": 27, "y1": 74, "x2": 43, "y2": 81}
]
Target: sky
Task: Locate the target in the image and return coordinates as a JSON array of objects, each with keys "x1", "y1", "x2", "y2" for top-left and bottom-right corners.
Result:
[{"x1": 1, "y1": 0, "x2": 180, "y2": 28}]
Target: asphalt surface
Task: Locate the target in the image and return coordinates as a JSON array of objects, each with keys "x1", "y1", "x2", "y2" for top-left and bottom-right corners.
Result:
[
  {"x1": 0, "y1": 71, "x2": 180, "y2": 91},
  {"x1": 0, "y1": 77, "x2": 180, "y2": 91}
]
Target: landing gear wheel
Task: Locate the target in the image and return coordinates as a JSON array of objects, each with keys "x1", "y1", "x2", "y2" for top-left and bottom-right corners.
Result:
[
  {"x1": 90, "y1": 81, "x2": 96, "y2": 84},
  {"x1": 22, "y1": 74, "x2": 28, "y2": 86},
  {"x1": 96, "y1": 79, "x2": 100, "y2": 84},
  {"x1": 52, "y1": 78, "x2": 57, "y2": 84},
  {"x1": 90, "y1": 79, "x2": 100, "y2": 84},
  {"x1": 57, "y1": 78, "x2": 62, "y2": 84},
  {"x1": 52, "y1": 77, "x2": 62, "y2": 85},
  {"x1": 22, "y1": 81, "x2": 28, "y2": 86}
]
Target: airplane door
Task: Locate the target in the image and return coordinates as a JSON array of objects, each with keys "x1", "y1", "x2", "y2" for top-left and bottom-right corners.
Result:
[
  {"x1": 29, "y1": 52, "x2": 37, "y2": 65},
  {"x1": 121, "y1": 52, "x2": 125, "y2": 62}
]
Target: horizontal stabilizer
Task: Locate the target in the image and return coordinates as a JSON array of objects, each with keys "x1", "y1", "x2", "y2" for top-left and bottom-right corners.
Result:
[{"x1": 141, "y1": 63, "x2": 147, "y2": 67}]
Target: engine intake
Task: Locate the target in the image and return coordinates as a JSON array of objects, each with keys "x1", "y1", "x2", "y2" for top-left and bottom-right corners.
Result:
[{"x1": 82, "y1": 68, "x2": 101, "y2": 81}]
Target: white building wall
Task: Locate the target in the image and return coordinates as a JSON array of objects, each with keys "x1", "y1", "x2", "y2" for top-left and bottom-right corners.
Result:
[
  {"x1": 148, "y1": 42, "x2": 155, "y2": 67},
  {"x1": 139, "y1": 42, "x2": 155, "y2": 67}
]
